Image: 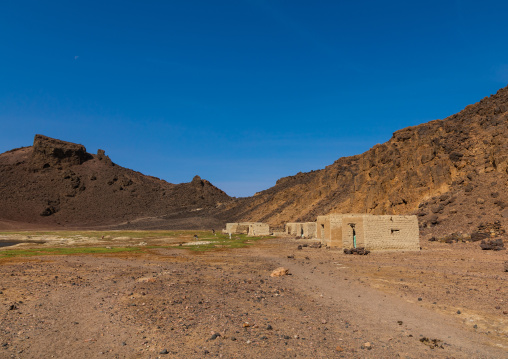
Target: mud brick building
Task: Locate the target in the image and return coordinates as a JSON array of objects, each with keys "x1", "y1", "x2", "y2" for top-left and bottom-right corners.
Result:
[
  {"x1": 285, "y1": 222, "x2": 317, "y2": 238},
  {"x1": 224, "y1": 222, "x2": 270, "y2": 236},
  {"x1": 316, "y1": 214, "x2": 419, "y2": 251}
]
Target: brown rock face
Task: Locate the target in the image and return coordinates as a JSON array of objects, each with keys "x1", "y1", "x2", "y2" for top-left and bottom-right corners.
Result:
[
  {"x1": 0, "y1": 135, "x2": 231, "y2": 229},
  {"x1": 30, "y1": 134, "x2": 92, "y2": 170},
  {"x1": 218, "y1": 85, "x2": 508, "y2": 239}
]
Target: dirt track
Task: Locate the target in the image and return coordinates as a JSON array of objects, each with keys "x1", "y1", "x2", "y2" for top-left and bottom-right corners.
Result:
[{"x1": 0, "y1": 236, "x2": 507, "y2": 358}]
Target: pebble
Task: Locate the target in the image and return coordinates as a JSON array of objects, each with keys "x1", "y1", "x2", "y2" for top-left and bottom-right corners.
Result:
[
  {"x1": 159, "y1": 349, "x2": 169, "y2": 354},
  {"x1": 457, "y1": 310, "x2": 461, "y2": 314},
  {"x1": 266, "y1": 324, "x2": 273, "y2": 330}
]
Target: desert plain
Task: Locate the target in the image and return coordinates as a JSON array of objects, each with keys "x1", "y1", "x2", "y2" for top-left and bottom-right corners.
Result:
[{"x1": 0, "y1": 232, "x2": 506, "y2": 358}]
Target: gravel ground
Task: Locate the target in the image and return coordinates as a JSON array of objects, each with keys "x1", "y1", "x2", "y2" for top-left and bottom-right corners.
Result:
[{"x1": 0, "y1": 236, "x2": 506, "y2": 358}]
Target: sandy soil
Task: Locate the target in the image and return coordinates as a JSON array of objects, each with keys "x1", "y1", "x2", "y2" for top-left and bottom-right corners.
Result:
[{"x1": 0, "y1": 235, "x2": 507, "y2": 358}]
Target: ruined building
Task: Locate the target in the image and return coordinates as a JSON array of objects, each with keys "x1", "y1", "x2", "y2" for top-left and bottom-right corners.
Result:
[
  {"x1": 285, "y1": 222, "x2": 317, "y2": 238},
  {"x1": 316, "y1": 214, "x2": 419, "y2": 251},
  {"x1": 224, "y1": 222, "x2": 270, "y2": 236}
]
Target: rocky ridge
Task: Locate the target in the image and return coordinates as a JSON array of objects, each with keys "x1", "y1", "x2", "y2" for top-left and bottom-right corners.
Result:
[
  {"x1": 0, "y1": 135, "x2": 231, "y2": 229},
  {"x1": 219, "y1": 85, "x2": 508, "y2": 239}
]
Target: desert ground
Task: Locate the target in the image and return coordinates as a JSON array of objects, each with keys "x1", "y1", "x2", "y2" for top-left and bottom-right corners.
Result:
[{"x1": 0, "y1": 232, "x2": 507, "y2": 358}]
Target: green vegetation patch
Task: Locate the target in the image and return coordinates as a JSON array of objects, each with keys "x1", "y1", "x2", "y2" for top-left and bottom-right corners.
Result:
[
  {"x1": 178, "y1": 232, "x2": 266, "y2": 252},
  {"x1": 0, "y1": 246, "x2": 141, "y2": 258}
]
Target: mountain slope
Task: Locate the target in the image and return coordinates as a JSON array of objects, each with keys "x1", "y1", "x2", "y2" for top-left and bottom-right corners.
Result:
[
  {"x1": 0, "y1": 135, "x2": 231, "y2": 229},
  {"x1": 218, "y1": 86, "x2": 508, "y2": 238}
]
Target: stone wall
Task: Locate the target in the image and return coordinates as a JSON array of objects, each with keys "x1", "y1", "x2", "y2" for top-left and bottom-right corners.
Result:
[
  {"x1": 285, "y1": 222, "x2": 316, "y2": 238},
  {"x1": 248, "y1": 223, "x2": 270, "y2": 236},
  {"x1": 225, "y1": 222, "x2": 270, "y2": 236},
  {"x1": 362, "y1": 215, "x2": 419, "y2": 251}
]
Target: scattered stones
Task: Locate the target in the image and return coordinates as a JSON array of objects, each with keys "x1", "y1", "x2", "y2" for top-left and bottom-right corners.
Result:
[
  {"x1": 419, "y1": 337, "x2": 444, "y2": 349},
  {"x1": 479, "y1": 238, "x2": 505, "y2": 251},
  {"x1": 270, "y1": 267, "x2": 290, "y2": 277},
  {"x1": 343, "y1": 247, "x2": 370, "y2": 255}
]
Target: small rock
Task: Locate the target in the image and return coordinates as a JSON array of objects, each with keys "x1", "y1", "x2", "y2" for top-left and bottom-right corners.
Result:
[
  {"x1": 266, "y1": 324, "x2": 273, "y2": 330},
  {"x1": 159, "y1": 349, "x2": 169, "y2": 355},
  {"x1": 362, "y1": 342, "x2": 372, "y2": 350},
  {"x1": 335, "y1": 345, "x2": 344, "y2": 352},
  {"x1": 418, "y1": 298, "x2": 422, "y2": 301},
  {"x1": 397, "y1": 321, "x2": 403, "y2": 325},
  {"x1": 457, "y1": 310, "x2": 461, "y2": 314},
  {"x1": 297, "y1": 245, "x2": 302, "y2": 250},
  {"x1": 270, "y1": 267, "x2": 290, "y2": 277}
]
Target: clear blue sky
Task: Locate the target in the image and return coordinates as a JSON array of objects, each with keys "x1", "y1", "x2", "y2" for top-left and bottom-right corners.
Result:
[{"x1": 1, "y1": 1, "x2": 507, "y2": 197}]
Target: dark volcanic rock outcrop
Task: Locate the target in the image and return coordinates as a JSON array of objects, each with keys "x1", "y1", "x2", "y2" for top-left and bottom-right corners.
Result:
[
  {"x1": 0, "y1": 135, "x2": 231, "y2": 229},
  {"x1": 30, "y1": 134, "x2": 92, "y2": 170}
]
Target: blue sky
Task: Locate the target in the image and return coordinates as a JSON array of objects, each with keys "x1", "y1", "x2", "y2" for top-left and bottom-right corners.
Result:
[{"x1": 1, "y1": 1, "x2": 507, "y2": 197}]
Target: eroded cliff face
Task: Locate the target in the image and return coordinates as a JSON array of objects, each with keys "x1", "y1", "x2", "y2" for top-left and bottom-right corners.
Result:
[{"x1": 220, "y1": 86, "x2": 508, "y2": 238}]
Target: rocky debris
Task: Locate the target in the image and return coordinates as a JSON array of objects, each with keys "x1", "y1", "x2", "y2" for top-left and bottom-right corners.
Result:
[
  {"x1": 479, "y1": 238, "x2": 505, "y2": 251},
  {"x1": 419, "y1": 337, "x2": 444, "y2": 349},
  {"x1": 476, "y1": 221, "x2": 505, "y2": 238},
  {"x1": 270, "y1": 267, "x2": 290, "y2": 277},
  {"x1": 309, "y1": 243, "x2": 322, "y2": 249},
  {"x1": 343, "y1": 247, "x2": 370, "y2": 255},
  {"x1": 470, "y1": 232, "x2": 490, "y2": 242}
]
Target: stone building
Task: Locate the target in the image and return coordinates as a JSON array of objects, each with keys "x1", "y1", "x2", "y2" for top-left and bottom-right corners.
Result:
[
  {"x1": 285, "y1": 222, "x2": 317, "y2": 238},
  {"x1": 316, "y1": 214, "x2": 419, "y2": 251},
  {"x1": 224, "y1": 222, "x2": 270, "y2": 236}
]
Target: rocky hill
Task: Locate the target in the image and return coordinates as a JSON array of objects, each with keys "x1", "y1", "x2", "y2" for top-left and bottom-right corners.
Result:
[
  {"x1": 1, "y1": 86, "x2": 507, "y2": 238},
  {"x1": 0, "y1": 135, "x2": 231, "y2": 229},
  {"x1": 219, "y1": 86, "x2": 508, "y2": 239}
]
